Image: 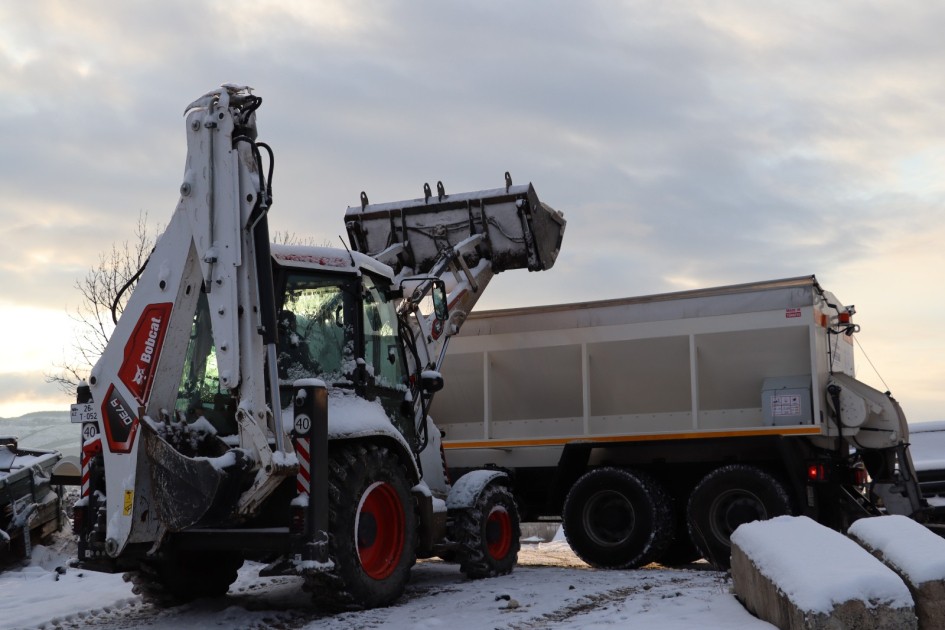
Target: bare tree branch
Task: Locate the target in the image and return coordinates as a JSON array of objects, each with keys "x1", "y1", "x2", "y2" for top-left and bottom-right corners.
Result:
[
  {"x1": 45, "y1": 212, "x2": 157, "y2": 397},
  {"x1": 271, "y1": 230, "x2": 329, "y2": 247},
  {"x1": 45, "y1": 217, "x2": 313, "y2": 398}
]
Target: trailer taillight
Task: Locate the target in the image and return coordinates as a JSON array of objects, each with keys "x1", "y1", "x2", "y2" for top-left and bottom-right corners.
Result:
[
  {"x1": 853, "y1": 466, "x2": 869, "y2": 486},
  {"x1": 838, "y1": 311, "x2": 852, "y2": 324},
  {"x1": 807, "y1": 463, "x2": 826, "y2": 481}
]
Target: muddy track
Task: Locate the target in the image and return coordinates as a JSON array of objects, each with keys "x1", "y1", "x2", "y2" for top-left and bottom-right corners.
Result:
[
  {"x1": 42, "y1": 569, "x2": 466, "y2": 630},
  {"x1": 507, "y1": 575, "x2": 702, "y2": 629},
  {"x1": 507, "y1": 585, "x2": 648, "y2": 629}
]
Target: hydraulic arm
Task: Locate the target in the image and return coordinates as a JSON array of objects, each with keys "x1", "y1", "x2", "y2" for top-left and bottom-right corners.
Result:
[{"x1": 82, "y1": 85, "x2": 294, "y2": 557}]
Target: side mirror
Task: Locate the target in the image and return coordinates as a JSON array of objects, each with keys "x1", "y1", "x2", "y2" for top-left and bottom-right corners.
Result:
[
  {"x1": 421, "y1": 370, "x2": 444, "y2": 394},
  {"x1": 431, "y1": 280, "x2": 449, "y2": 321}
]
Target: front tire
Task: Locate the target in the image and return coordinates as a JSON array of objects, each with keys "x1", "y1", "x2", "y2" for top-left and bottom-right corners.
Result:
[
  {"x1": 687, "y1": 464, "x2": 793, "y2": 569},
  {"x1": 454, "y1": 483, "x2": 521, "y2": 578},
  {"x1": 562, "y1": 467, "x2": 672, "y2": 569},
  {"x1": 309, "y1": 442, "x2": 416, "y2": 610}
]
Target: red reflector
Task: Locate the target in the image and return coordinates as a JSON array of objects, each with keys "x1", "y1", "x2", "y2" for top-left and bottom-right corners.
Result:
[
  {"x1": 854, "y1": 467, "x2": 869, "y2": 485},
  {"x1": 807, "y1": 464, "x2": 826, "y2": 481},
  {"x1": 838, "y1": 312, "x2": 852, "y2": 324}
]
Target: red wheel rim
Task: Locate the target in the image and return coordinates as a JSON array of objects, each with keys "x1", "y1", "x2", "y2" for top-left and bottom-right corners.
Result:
[
  {"x1": 485, "y1": 506, "x2": 512, "y2": 560},
  {"x1": 356, "y1": 481, "x2": 405, "y2": 580}
]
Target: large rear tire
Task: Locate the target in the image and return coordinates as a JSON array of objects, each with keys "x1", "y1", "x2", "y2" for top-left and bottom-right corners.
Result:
[
  {"x1": 454, "y1": 483, "x2": 521, "y2": 578},
  {"x1": 562, "y1": 467, "x2": 672, "y2": 569},
  {"x1": 128, "y1": 549, "x2": 243, "y2": 606},
  {"x1": 687, "y1": 464, "x2": 793, "y2": 570},
  {"x1": 308, "y1": 442, "x2": 416, "y2": 610}
]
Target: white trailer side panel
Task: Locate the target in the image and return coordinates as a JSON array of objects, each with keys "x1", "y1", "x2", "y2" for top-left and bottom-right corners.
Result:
[{"x1": 434, "y1": 276, "x2": 854, "y2": 464}]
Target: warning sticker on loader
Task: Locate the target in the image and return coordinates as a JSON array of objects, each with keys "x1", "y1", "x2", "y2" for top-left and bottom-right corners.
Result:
[
  {"x1": 123, "y1": 490, "x2": 134, "y2": 516},
  {"x1": 772, "y1": 394, "x2": 801, "y2": 416}
]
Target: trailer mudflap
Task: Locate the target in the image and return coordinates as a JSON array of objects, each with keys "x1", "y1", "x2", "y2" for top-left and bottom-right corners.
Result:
[
  {"x1": 142, "y1": 421, "x2": 250, "y2": 531},
  {"x1": 345, "y1": 177, "x2": 566, "y2": 275}
]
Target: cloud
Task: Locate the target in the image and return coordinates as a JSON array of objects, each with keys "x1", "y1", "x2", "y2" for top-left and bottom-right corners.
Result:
[
  {"x1": 0, "y1": 371, "x2": 69, "y2": 418},
  {"x1": 0, "y1": 1, "x2": 944, "y2": 417}
]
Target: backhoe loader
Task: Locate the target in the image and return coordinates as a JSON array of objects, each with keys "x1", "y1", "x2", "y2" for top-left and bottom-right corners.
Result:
[{"x1": 72, "y1": 85, "x2": 565, "y2": 608}]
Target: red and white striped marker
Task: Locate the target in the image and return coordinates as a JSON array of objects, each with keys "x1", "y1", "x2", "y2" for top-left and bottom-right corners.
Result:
[
  {"x1": 295, "y1": 437, "x2": 311, "y2": 496},
  {"x1": 81, "y1": 435, "x2": 102, "y2": 498}
]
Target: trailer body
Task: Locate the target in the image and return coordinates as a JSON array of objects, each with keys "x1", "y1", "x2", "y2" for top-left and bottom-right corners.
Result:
[{"x1": 434, "y1": 275, "x2": 927, "y2": 568}]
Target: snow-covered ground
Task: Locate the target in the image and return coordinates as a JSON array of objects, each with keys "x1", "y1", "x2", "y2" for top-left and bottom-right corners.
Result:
[
  {"x1": 0, "y1": 408, "x2": 771, "y2": 629},
  {"x1": 1, "y1": 529, "x2": 772, "y2": 630},
  {"x1": 4, "y1": 412, "x2": 945, "y2": 629}
]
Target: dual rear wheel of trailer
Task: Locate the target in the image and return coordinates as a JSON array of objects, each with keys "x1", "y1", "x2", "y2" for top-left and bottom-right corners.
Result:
[{"x1": 561, "y1": 463, "x2": 793, "y2": 570}]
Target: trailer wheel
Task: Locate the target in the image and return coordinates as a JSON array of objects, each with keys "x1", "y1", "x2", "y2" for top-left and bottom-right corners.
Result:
[
  {"x1": 454, "y1": 483, "x2": 521, "y2": 578},
  {"x1": 309, "y1": 442, "x2": 416, "y2": 610},
  {"x1": 562, "y1": 467, "x2": 673, "y2": 569},
  {"x1": 687, "y1": 464, "x2": 792, "y2": 570},
  {"x1": 128, "y1": 550, "x2": 243, "y2": 606}
]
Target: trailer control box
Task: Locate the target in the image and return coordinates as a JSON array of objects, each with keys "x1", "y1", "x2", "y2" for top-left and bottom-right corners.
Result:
[{"x1": 762, "y1": 375, "x2": 813, "y2": 426}]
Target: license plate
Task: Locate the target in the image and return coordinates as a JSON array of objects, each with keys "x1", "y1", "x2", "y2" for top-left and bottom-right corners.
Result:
[{"x1": 70, "y1": 402, "x2": 100, "y2": 424}]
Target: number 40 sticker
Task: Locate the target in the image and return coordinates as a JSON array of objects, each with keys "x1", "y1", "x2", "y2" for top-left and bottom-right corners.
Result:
[
  {"x1": 82, "y1": 422, "x2": 99, "y2": 442},
  {"x1": 294, "y1": 414, "x2": 311, "y2": 435}
]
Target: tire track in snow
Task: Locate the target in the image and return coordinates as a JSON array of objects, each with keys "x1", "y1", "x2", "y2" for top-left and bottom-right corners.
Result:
[
  {"x1": 506, "y1": 575, "x2": 699, "y2": 629},
  {"x1": 40, "y1": 569, "x2": 467, "y2": 630},
  {"x1": 507, "y1": 585, "x2": 648, "y2": 629}
]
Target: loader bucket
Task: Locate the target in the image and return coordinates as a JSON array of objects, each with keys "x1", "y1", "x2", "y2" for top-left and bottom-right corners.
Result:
[
  {"x1": 345, "y1": 177, "x2": 566, "y2": 276},
  {"x1": 141, "y1": 420, "x2": 247, "y2": 531}
]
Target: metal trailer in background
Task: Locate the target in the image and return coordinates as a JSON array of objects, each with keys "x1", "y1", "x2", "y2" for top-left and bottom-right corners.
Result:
[
  {"x1": 434, "y1": 275, "x2": 935, "y2": 569},
  {"x1": 0, "y1": 436, "x2": 63, "y2": 563}
]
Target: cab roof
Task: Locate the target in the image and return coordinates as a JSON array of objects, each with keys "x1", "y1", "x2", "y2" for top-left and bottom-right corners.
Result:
[{"x1": 270, "y1": 244, "x2": 395, "y2": 280}]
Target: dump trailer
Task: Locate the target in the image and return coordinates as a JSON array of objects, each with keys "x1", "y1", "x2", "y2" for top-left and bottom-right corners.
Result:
[
  {"x1": 0, "y1": 436, "x2": 62, "y2": 563},
  {"x1": 72, "y1": 85, "x2": 565, "y2": 609},
  {"x1": 434, "y1": 275, "x2": 935, "y2": 569}
]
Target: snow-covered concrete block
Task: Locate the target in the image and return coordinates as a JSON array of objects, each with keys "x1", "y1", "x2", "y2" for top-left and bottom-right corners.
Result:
[
  {"x1": 731, "y1": 515, "x2": 916, "y2": 629},
  {"x1": 848, "y1": 515, "x2": 945, "y2": 629}
]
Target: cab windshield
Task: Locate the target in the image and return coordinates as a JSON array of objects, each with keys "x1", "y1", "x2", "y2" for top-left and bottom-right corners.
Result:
[{"x1": 277, "y1": 273, "x2": 357, "y2": 387}]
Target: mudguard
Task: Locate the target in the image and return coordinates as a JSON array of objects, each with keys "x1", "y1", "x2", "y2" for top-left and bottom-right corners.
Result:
[
  {"x1": 446, "y1": 469, "x2": 508, "y2": 510},
  {"x1": 321, "y1": 394, "x2": 421, "y2": 484}
]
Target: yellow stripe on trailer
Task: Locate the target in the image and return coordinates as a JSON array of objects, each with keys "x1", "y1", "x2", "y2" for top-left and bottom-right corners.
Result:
[{"x1": 443, "y1": 426, "x2": 823, "y2": 450}]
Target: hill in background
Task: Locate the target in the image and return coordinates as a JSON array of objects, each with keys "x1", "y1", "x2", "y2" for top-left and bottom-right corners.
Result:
[{"x1": 0, "y1": 410, "x2": 76, "y2": 456}]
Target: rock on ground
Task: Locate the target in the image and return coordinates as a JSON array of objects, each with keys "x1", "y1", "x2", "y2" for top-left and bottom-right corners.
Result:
[
  {"x1": 730, "y1": 515, "x2": 916, "y2": 629},
  {"x1": 849, "y1": 515, "x2": 945, "y2": 630}
]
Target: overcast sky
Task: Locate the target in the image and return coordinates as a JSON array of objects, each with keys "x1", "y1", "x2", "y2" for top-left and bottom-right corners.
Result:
[{"x1": 1, "y1": 1, "x2": 943, "y2": 421}]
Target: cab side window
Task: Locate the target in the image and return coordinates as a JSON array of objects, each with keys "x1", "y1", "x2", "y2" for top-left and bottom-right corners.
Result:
[{"x1": 362, "y1": 277, "x2": 406, "y2": 391}]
